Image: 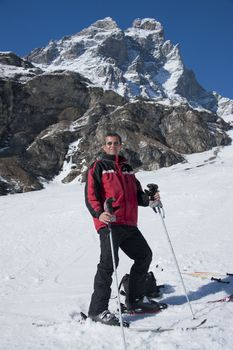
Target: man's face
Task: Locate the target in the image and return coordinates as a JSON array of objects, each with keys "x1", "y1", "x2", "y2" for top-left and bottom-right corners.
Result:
[{"x1": 103, "y1": 136, "x2": 122, "y2": 155}]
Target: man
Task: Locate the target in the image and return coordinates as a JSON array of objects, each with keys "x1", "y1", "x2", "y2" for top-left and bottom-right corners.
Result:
[{"x1": 85, "y1": 132, "x2": 163, "y2": 326}]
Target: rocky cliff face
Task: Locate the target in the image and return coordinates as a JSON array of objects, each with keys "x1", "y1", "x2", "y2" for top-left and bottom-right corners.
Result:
[
  {"x1": 0, "y1": 18, "x2": 232, "y2": 195},
  {"x1": 0, "y1": 68, "x2": 230, "y2": 195}
]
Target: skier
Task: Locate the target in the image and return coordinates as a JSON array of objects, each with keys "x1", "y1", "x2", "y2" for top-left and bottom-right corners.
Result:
[{"x1": 85, "y1": 132, "x2": 163, "y2": 326}]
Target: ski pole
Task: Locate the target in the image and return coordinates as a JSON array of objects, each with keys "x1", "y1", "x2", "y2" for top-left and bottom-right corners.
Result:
[
  {"x1": 104, "y1": 198, "x2": 128, "y2": 350},
  {"x1": 146, "y1": 184, "x2": 196, "y2": 320}
]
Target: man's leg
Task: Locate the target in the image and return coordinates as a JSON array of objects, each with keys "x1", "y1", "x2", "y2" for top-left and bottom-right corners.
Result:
[
  {"x1": 120, "y1": 226, "x2": 152, "y2": 304},
  {"x1": 88, "y1": 227, "x2": 120, "y2": 316}
]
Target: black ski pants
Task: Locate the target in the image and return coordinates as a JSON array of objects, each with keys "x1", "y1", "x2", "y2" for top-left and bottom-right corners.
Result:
[{"x1": 88, "y1": 225, "x2": 152, "y2": 316}]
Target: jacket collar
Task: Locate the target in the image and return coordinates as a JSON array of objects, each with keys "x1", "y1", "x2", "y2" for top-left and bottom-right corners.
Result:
[{"x1": 101, "y1": 153, "x2": 127, "y2": 164}]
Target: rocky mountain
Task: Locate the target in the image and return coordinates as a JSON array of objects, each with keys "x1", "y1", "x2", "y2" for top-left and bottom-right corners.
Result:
[
  {"x1": 25, "y1": 17, "x2": 233, "y2": 117},
  {"x1": 0, "y1": 18, "x2": 232, "y2": 195}
]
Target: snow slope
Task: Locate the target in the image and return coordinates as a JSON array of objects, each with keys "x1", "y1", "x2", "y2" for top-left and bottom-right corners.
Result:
[{"x1": 1, "y1": 130, "x2": 233, "y2": 350}]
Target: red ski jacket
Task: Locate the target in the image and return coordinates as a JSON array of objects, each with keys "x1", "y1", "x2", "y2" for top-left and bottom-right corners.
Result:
[{"x1": 85, "y1": 153, "x2": 149, "y2": 232}]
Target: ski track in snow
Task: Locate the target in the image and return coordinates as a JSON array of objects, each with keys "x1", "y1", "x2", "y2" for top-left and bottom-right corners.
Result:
[{"x1": 0, "y1": 129, "x2": 233, "y2": 350}]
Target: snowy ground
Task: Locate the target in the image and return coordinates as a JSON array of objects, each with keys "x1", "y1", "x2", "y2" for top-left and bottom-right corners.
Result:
[{"x1": 1, "y1": 130, "x2": 233, "y2": 350}]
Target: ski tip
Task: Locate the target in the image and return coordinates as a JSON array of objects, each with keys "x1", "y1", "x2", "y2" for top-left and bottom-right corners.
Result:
[
  {"x1": 199, "y1": 318, "x2": 207, "y2": 326},
  {"x1": 80, "y1": 312, "x2": 88, "y2": 321},
  {"x1": 190, "y1": 318, "x2": 207, "y2": 329}
]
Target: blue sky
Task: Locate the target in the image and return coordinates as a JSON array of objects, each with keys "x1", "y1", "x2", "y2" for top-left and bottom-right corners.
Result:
[{"x1": 0, "y1": 0, "x2": 232, "y2": 99}]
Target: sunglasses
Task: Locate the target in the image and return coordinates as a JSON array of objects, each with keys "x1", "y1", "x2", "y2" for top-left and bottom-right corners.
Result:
[{"x1": 106, "y1": 141, "x2": 120, "y2": 146}]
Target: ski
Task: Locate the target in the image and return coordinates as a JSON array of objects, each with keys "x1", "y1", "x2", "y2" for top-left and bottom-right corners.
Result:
[
  {"x1": 207, "y1": 294, "x2": 233, "y2": 303},
  {"x1": 80, "y1": 312, "x2": 210, "y2": 333},
  {"x1": 129, "y1": 318, "x2": 211, "y2": 333},
  {"x1": 182, "y1": 271, "x2": 233, "y2": 282},
  {"x1": 32, "y1": 321, "x2": 57, "y2": 328}
]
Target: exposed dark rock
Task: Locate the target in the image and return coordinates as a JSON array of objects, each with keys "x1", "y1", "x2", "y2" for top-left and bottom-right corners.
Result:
[
  {"x1": 159, "y1": 105, "x2": 231, "y2": 153},
  {"x1": 175, "y1": 69, "x2": 206, "y2": 101},
  {"x1": 0, "y1": 157, "x2": 42, "y2": 194},
  {"x1": 25, "y1": 42, "x2": 60, "y2": 65},
  {"x1": 68, "y1": 100, "x2": 230, "y2": 182},
  {"x1": 0, "y1": 68, "x2": 231, "y2": 195},
  {"x1": 0, "y1": 52, "x2": 34, "y2": 68},
  {"x1": 61, "y1": 164, "x2": 80, "y2": 184},
  {"x1": 23, "y1": 121, "x2": 73, "y2": 179},
  {"x1": 97, "y1": 31, "x2": 128, "y2": 66}
]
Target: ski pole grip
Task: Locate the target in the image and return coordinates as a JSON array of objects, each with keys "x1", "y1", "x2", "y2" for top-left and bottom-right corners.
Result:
[
  {"x1": 145, "y1": 183, "x2": 164, "y2": 216},
  {"x1": 104, "y1": 197, "x2": 116, "y2": 214},
  {"x1": 147, "y1": 183, "x2": 159, "y2": 198}
]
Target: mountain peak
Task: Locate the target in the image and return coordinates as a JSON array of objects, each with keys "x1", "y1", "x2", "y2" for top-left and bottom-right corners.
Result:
[
  {"x1": 88, "y1": 17, "x2": 119, "y2": 31},
  {"x1": 132, "y1": 18, "x2": 163, "y2": 32}
]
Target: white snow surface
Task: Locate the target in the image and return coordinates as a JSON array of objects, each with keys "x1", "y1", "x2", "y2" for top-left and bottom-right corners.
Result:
[{"x1": 1, "y1": 130, "x2": 233, "y2": 349}]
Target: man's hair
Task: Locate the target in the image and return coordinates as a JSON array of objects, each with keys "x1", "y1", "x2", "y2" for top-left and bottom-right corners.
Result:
[{"x1": 104, "y1": 132, "x2": 122, "y2": 144}]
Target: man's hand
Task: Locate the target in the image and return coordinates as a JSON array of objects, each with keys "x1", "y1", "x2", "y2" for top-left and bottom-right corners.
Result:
[
  {"x1": 149, "y1": 192, "x2": 161, "y2": 208},
  {"x1": 99, "y1": 212, "x2": 115, "y2": 224},
  {"x1": 152, "y1": 192, "x2": 160, "y2": 202}
]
